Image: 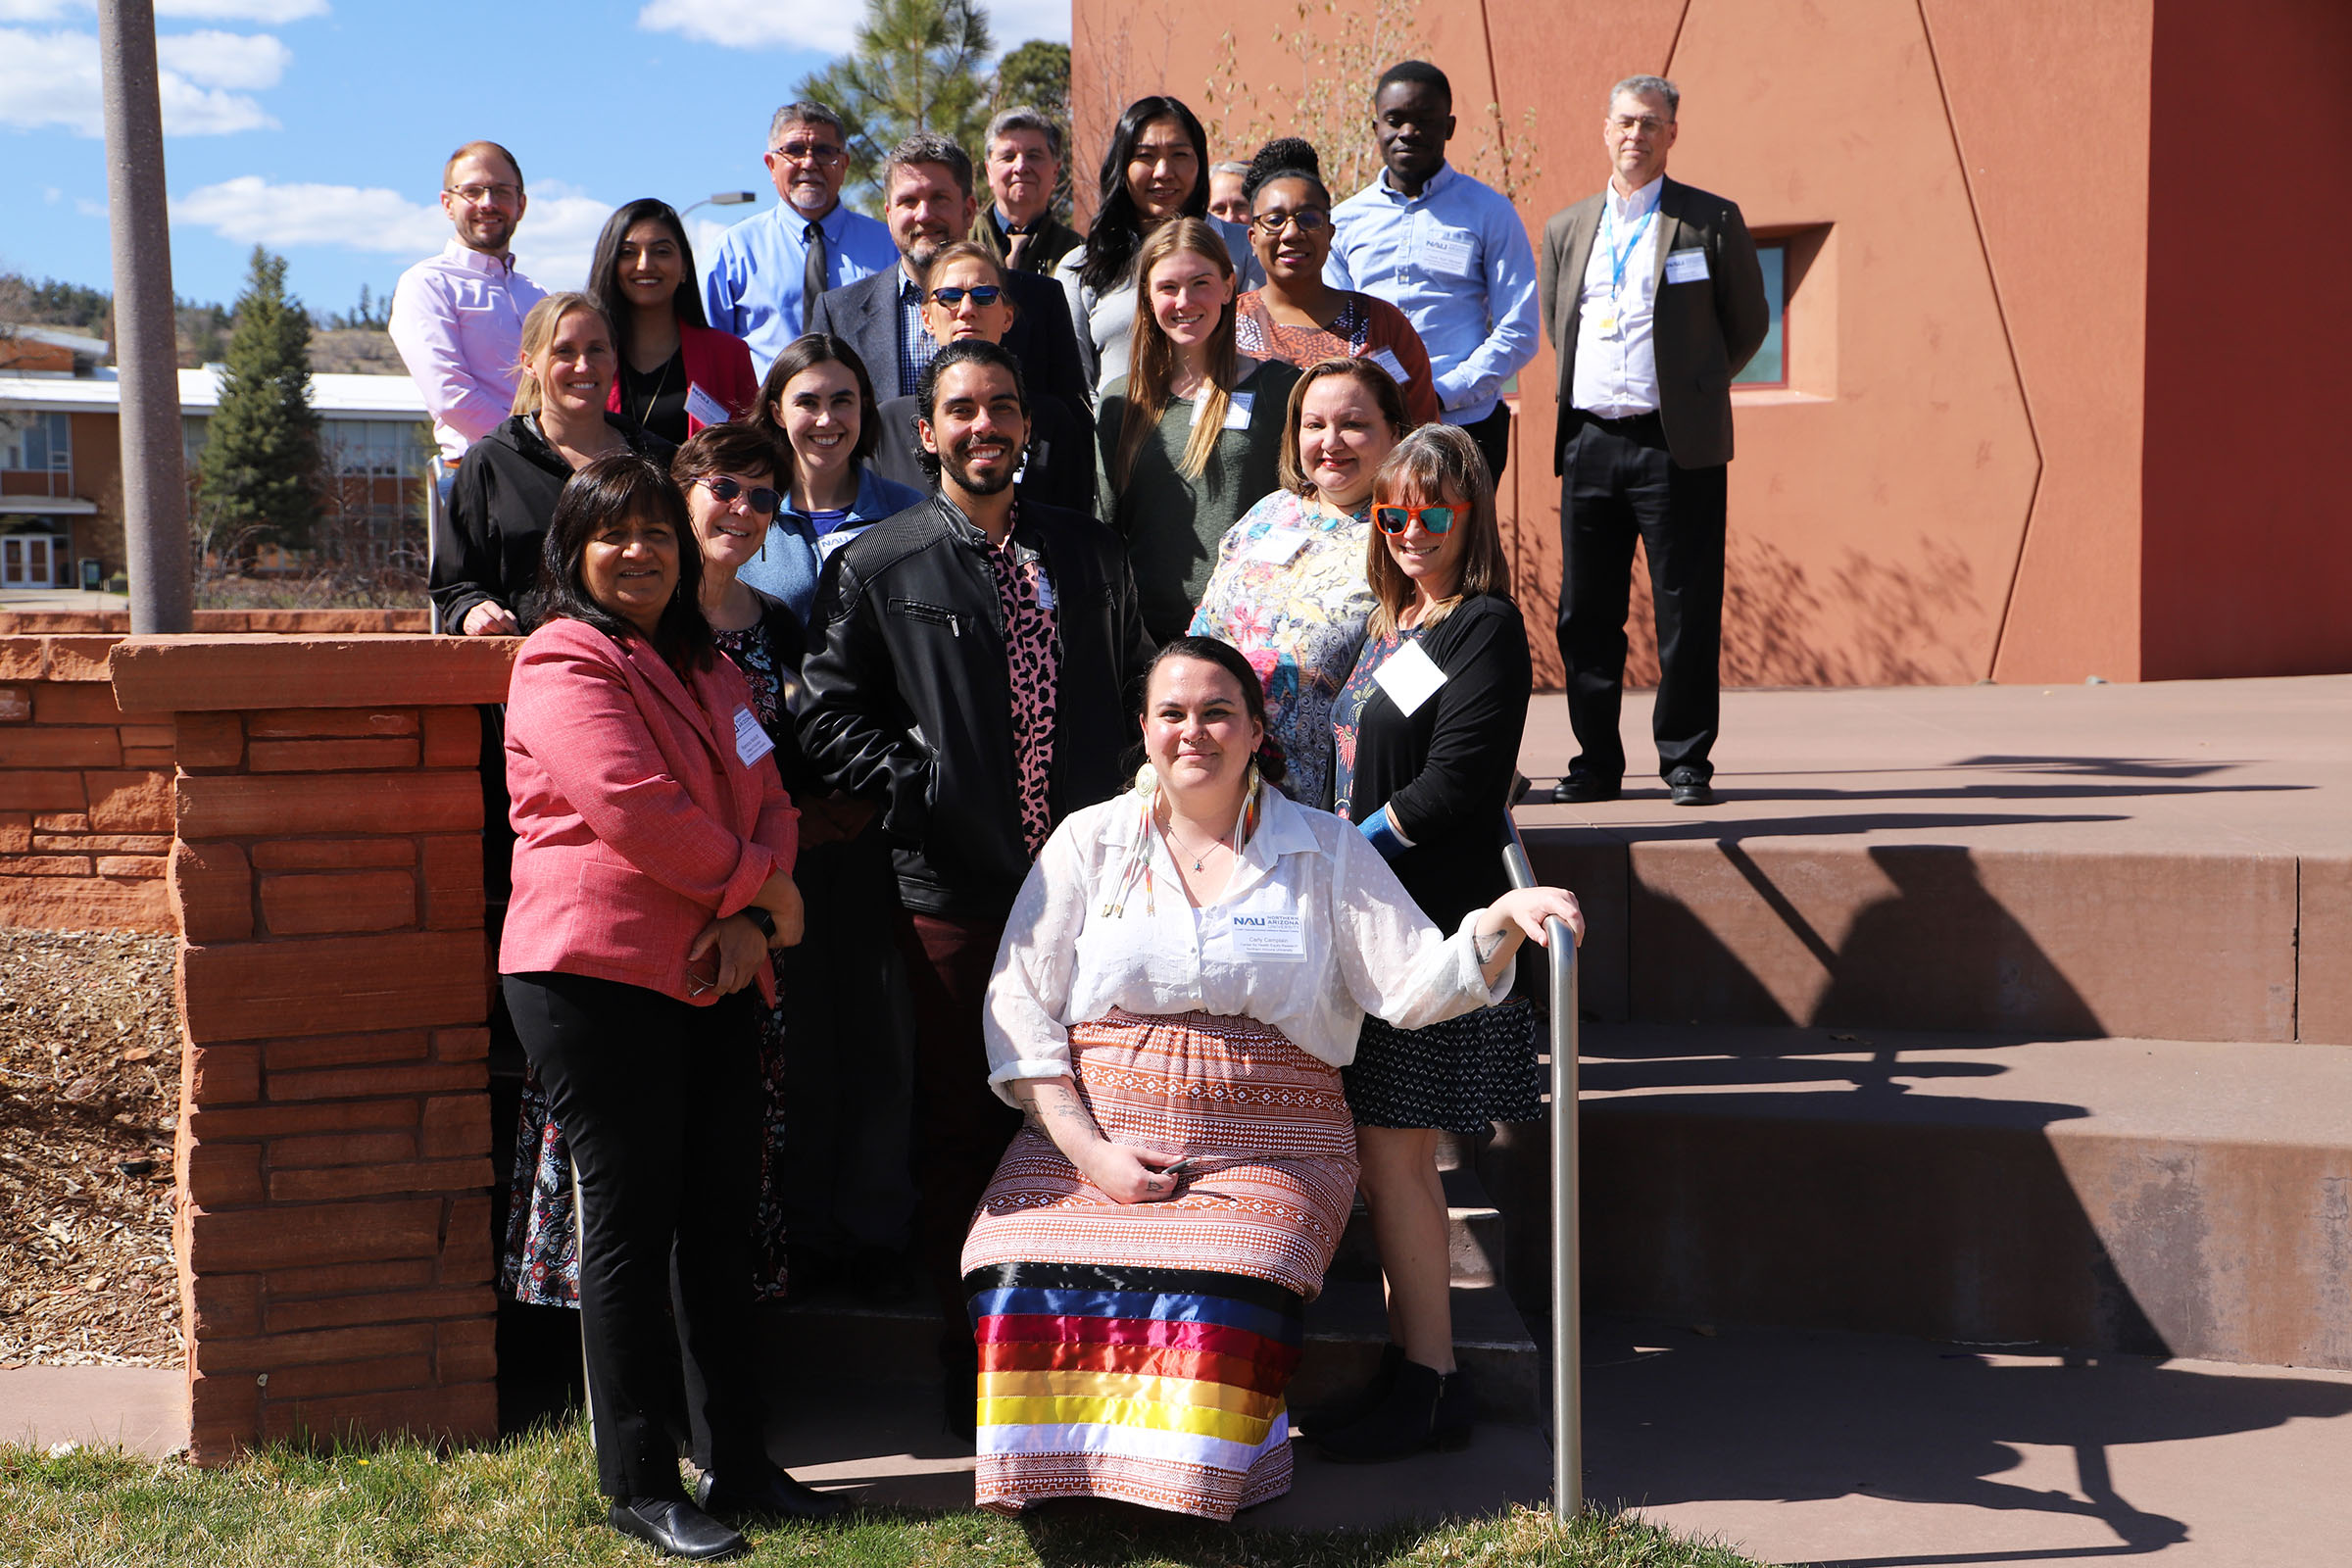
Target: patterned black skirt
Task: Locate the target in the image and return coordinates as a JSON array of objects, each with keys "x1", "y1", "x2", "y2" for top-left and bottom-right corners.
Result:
[{"x1": 1343, "y1": 998, "x2": 1543, "y2": 1135}]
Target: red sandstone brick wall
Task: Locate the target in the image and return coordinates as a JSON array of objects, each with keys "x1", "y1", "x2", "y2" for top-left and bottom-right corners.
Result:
[
  {"x1": 112, "y1": 634, "x2": 518, "y2": 1461},
  {"x1": 2, "y1": 617, "x2": 428, "y2": 934},
  {"x1": 0, "y1": 636, "x2": 175, "y2": 930}
]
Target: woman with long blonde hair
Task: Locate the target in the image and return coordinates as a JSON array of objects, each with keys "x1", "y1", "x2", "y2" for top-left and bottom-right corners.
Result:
[{"x1": 1095, "y1": 219, "x2": 1298, "y2": 643}]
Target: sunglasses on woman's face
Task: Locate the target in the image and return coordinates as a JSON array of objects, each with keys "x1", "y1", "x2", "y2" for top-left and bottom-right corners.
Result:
[
  {"x1": 697, "y1": 475, "x2": 781, "y2": 515},
  {"x1": 1374, "y1": 503, "x2": 1457, "y2": 535},
  {"x1": 928, "y1": 285, "x2": 1004, "y2": 307}
]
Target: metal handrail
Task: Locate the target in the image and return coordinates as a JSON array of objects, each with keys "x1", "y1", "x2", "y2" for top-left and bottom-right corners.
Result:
[{"x1": 1502, "y1": 811, "x2": 1581, "y2": 1522}]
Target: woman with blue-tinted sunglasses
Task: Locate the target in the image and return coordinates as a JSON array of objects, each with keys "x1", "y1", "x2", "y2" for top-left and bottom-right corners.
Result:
[{"x1": 1316, "y1": 422, "x2": 1539, "y2": 1465}]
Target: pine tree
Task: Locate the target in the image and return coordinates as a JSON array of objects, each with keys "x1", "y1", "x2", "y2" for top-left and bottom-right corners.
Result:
[
  {"x1": 795, "y1": 0, "x2": 996, "y2": 203},
  {"x1": 196, "y1": 247, "x2": 321, "y2": 554}
]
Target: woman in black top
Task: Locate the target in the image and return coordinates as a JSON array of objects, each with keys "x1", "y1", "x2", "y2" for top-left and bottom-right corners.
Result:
[
  {"x1": 1317, "y1": 423, "x2": 1536, "y2": 1464},
  {"x1": 587, "y1": 198, "x2": 760, "y2": 448},
  {"x1": 431, "y1": 292, "x2": 674, "y2": 635}
]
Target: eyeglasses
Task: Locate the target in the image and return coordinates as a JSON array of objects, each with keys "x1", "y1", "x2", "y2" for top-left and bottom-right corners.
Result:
[
  {"x1": 1374, "y1": 503, "x2": 1458, "y2": 535},
  {"x1": 1249, "y1": 209, "x2": 1331, "y2": 237},
  {"x1": 447, "y1": 182, "x2": 520, "y2": 206},
  {"x1": 772, "y1": 140, "x2": 847, "y2": 165},
  {"x1": 928, "y1": 285, "x2": 1004, "y2": 308},
  {"x1": 1608, "y1": 115, "x2": 1670, "y2": 137},
  {"x1": 696, "y1": 475, "x2": 781, "y2": 514}
]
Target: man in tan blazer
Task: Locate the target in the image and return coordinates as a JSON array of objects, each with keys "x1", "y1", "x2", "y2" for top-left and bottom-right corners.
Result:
[{"x1": 1541, "y1": 74, "x2": 1767, "y2": 807}]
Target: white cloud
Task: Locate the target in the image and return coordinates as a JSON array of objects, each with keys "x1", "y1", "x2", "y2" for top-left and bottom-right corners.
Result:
[
  {"x1": 159, "y1": 28, "x2": 290, "y2": 89},
  {"x1": 0, "y1": 26, "x2": 283, "y2": 135},
  {"x1": 170, "y1": 174, "x2": 618, "y2": 289},
  {"x1": 154, "y1": 0, "x2": 326, "y2": 18},
  {"x1": 986, "y1": 0, "x2": 1070, "y2": 45},
  {"x1": 637, "y1": 0, "x2": 858, "y2": 56},
  {"x1": 0, "y1": 0, "x2": 71, "y2": 18}
]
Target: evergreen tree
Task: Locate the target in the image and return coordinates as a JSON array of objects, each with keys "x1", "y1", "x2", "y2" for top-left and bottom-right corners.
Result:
[
  {"x1": 196, "y1": 247, "x2": 321, "y2": 553},
  {"x1": 795, "y1": 0, "x2": 995, "y2": 203}
]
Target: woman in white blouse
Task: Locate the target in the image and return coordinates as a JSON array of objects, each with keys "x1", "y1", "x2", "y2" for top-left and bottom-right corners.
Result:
[{"x1": 958, "y1": 635, "x2": 1579, "y2": 1522}]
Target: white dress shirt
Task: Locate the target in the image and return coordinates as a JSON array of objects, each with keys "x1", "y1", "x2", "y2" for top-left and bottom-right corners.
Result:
[
  {"x1": 388, "y1": 239, "x2": 547, "y2": 464},
  {"x1": 1570, "y1": 173, "x2": 1667, "y2": 418},
  {"x1": 983, "y1": 785, "x2": 1508, "y2": 1100}
]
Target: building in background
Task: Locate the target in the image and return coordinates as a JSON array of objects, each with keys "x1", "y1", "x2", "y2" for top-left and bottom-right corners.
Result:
[
  {"x1": 1072, "y1": 0, "x2": 2352, "y2": 684},
  {"x1": 0, "y1": 329, "x2": 429, "y2": 590}
]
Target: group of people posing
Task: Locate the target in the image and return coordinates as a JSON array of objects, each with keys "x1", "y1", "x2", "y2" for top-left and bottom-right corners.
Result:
[{"x1": 395, "y1": 55, "x2": 1770, "y2": 1563}]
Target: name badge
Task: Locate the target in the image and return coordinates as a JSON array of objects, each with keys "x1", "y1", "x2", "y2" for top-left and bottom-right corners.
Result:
[
  {"x1": 1420, "y1": 229, "x2": 1476, "y2": 277},
  {"x1": 1221, "y1": 390, "x2": 1255, "y2": 431},
  {"x1": 1664, "y1": 248, "x2": 1711, "y2": 285},
  {"x1": 1228, "y1": 909, "x2": 1305, "y2": 960},
  {"x1": 1372, "y1": 638, "x2": 1446, "y2": 716},
  {"x1": 732, "y1": 706, "x2": 775, "y2": 766},
  {"x1": 1034, "y1": 570, "x2": 1056, "y2": 612},
  {"x1": 685, "y1": 381, "x2": 731, "y2": 426},
  {"x1": 1369, "y1": 347, "x2": 1410, "y2": 383},
  {"x1": 1245, "y1": 527, "x2": 1310, "y2": 566}
]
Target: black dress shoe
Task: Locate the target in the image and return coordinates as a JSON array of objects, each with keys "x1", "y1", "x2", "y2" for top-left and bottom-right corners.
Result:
[
  {"x1": 696, "y1": 1464, "x2": 849, "y2": 1522},
  {"x1": 1559, "y1": 771, "x2": 1622, "y2": 804},
  {"x1": 608, "y1": 1496, "x2": 749, "y2": 1560},
  {"x1": 1667, "y1": 769, "x2": 1715, "y2": 808}
]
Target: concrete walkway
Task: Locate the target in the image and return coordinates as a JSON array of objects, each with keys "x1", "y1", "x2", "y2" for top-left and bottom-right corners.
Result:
[{"x1": 13, "y1": 1315, "x2": 2352, "y2": 1566}]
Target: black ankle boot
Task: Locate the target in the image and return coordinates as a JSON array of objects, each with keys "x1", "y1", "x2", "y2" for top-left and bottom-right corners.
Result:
[
  {"x1": 1314, "y1": 1357, "x2": 1450, "y2": 1464},
  {"x1": 1301, "y1": 1343, "x2": 1404, "y2": 1439},
  {"x1": 1432, "y1": 1362, "x2": 1475, "y2": 1452}
]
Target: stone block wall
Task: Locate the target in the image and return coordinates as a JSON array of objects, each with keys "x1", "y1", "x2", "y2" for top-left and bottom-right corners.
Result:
[
  {"x1": 111, "y1": 633, "x2": 518, "y2": 1463},
  {"x1": 0, "y1": 635, "x2": 176, "y2": 930}
]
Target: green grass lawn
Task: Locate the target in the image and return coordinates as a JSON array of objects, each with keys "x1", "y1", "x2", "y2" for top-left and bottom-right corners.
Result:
[{"x1": 0, "y1": 1420, "x2": 1764, "y2": 1568}]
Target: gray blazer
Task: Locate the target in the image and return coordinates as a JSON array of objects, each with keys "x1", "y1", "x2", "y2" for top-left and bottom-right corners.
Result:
[
  {"x1": 1539, "y1": 175, "x2": 1769, "y2": 471},
  {"x1": 806, "y1": 263, "x2": 1089, "y2": 416}
]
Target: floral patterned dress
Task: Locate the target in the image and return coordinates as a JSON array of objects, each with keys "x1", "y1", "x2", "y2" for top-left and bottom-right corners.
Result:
[
  {"x1": 500, "y1": 617, "x2": 798, "y2": 1307},
  {"x1": 1189, "y1": 489, "x2": 1377, "y2": 811}
]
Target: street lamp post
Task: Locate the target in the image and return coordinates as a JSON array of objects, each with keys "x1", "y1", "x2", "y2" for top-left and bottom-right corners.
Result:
[
  {"x1": 679, "y1": 191, "x2": 759, "y2": 220},
  {"x1": 97, "y1": 0, "x2": 192, "y2": 632}
]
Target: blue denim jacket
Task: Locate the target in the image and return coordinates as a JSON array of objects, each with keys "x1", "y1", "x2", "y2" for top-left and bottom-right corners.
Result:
[{"x1": 735, "y1": 466, "x2": 926, "y2": 622}]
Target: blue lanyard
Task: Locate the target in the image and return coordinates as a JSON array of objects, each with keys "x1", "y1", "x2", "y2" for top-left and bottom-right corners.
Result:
[{"x1": 1602, "y1": 204, "x2": 1657, "y2": 296}]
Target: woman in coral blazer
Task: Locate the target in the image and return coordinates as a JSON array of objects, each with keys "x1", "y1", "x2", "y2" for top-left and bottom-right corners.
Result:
[{"x1": 500, "y1": 450, "x2": 840, "y2": 1558}]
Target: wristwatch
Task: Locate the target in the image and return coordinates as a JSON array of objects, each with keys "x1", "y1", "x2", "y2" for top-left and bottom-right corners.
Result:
[{"x1": 739, "y1": 906, "x2": 777, "y2": 942}]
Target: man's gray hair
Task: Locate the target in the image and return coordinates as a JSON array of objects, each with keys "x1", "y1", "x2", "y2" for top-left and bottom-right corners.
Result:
[
  {"x1": 986, "y1": 107, "x2": 1063, "y2": 161},
  {"x1": 768, "y1": 100, "x2": 847, "y2": 148},
  {"x1": 885, "y1": 131, "x2": 975, "y2": 201},
  {"x1": 1608, "y1": 74, "x2": 1679, "y2": 121},
  {"x1": 1210, "y1": 161, "x2": 1250, "y2": 178}
]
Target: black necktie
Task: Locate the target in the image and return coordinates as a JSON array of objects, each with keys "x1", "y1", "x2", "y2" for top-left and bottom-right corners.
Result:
[{"x1": 803, "y1": 221, "x2": 828, "y2": 315}]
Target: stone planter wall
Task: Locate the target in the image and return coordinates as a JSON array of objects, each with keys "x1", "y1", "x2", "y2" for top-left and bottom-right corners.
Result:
[{"x1": 109, "y1": 633, "x2": 517, "y2": 1463}]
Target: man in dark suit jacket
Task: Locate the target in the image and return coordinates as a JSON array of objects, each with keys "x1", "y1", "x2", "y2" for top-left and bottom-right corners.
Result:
[
  {"x1": 808, "y1": 131, "x2": 1087, "y2": 416},
  {"x1": 1541, "y1": 74, "x2": 1768, "y2": 808},
  {"x1": 969, "y1": 107, "x2": 1083, "y2": 276}
]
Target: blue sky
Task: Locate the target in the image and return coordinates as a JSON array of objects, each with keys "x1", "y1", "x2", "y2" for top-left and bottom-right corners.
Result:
[{"x1": 0, "y1": 0, "x2": 1071, "y2": 320}]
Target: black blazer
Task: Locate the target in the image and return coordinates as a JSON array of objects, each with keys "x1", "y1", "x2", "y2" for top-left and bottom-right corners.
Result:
[
  {"x1": 867, "y1": 390, "x2": 1096, "y2": 516},
  {"x1": 1539, "y1": 175, "x2": 1769, "y2": 472},
  {"x1": 806, "y1": 264, "x2": 1088, "y2": 415},
  {"x1": 1341, "y1": 593, "x2": 1534, "y2": 929}
]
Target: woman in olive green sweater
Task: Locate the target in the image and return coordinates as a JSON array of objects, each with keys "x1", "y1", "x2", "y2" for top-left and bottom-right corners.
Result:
[{"x1": 1097, "y1": 217, "x2": 1301, "y2": 644}]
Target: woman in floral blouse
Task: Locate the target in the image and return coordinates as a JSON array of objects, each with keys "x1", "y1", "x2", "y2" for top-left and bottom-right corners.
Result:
[{"x1": 1189, "y1": 358, "x2": 1413, "y2": 809}]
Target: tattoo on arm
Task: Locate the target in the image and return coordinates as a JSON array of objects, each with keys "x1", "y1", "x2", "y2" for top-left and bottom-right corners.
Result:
[{"x1": 1475, "y1": 929, "x2": 1507, "y2": 964}]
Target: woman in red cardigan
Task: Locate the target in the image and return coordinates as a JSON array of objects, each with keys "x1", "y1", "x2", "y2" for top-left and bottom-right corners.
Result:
[
  {"x1": 502, "y1": 451, "x2": 838, "y2": 1557},
  {"x1": 591, "y1": 198, "x2": 760, "y2": 446}
]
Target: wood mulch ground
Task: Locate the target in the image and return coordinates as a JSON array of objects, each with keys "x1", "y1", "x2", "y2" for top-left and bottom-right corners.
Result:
[{"x1": 0, "y1": 928, "x2": 181, "y2": 1367}]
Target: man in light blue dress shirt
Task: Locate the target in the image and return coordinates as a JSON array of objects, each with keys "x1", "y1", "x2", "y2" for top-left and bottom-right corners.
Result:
[
  {"x1": 1327, "y1": 61, "x2": 1540, "y2": 483},
  {"x1": 704, "y1": 101, "x2": 899, "y2": 378}
]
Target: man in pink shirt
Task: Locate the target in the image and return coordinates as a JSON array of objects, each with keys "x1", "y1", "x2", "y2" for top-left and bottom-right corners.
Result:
[{"x1": 389, "y1": 139, "x2": 549, "y2": 466}]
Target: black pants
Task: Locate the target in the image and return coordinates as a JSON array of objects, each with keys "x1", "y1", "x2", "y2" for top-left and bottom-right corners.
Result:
[
  {"x1": 1554, "y1": 412, "x2": 1728, "y2": 784},
  {"x1": 893, "y1": 907, "x2": 1022, "y2": 1347},
  {"x1": 1460, "y1": 404, "x2": 1512, "y2": 487},
  {"x1": 503, "y1": 971, "x2": 768, "y2": 1501}
]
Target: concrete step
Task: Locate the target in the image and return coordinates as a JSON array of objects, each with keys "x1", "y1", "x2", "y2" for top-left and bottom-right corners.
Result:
[
  {"x1": 1329, "y1": 1163, "x2": 1508, "y2": 1290},
  {"x1": 763, "y1": 1279, "x2": 1544, "y2": 1426},
  {"x1": 1530, "y1": 1023, "x2": 2352, "y2": 1370}
]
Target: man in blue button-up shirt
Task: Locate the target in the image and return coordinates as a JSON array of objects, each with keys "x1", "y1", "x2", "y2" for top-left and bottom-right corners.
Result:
[
  {"x1": 1328, "y1": 61, "x2": 1540, "y2": 482},
  {"x1": 704, "y1": 101, "x2": 899, "y2": 378}
]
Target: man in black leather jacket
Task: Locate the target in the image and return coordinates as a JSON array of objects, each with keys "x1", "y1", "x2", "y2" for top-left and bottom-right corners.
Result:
[{"x1": 797, "y1": 340, "x2": 1153, "y2": 1391}]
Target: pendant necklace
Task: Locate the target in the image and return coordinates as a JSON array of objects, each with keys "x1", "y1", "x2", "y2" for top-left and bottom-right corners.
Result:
[{"x1": 1161, "y1": 813, "x2": 1233, "y2": 872}]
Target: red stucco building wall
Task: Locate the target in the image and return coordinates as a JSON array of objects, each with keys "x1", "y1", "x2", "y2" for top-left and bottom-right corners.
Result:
[{"x1": 1070, "y1": 0, "x2": 2352, "y2": 685}]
